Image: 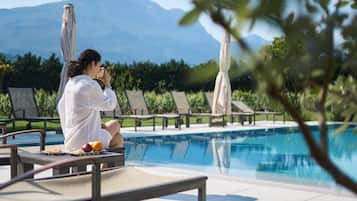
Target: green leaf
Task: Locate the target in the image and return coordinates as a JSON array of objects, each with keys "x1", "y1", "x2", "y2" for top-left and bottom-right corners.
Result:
[
  {"x1": 179, "y1": 9, "x2": 201, "y2": 26},
  {"x1": 318, "y1": 0, "x2": 329, "y2": 11},
  {"x1": 335, "y1": 121, "x2": 350, "y2": 136},
  {"x1": 337, "y1": 0, "x2": 349, "y2": 8},
  {"x1": 352, "y1": 2, "x2": 357, "y2": 9}
]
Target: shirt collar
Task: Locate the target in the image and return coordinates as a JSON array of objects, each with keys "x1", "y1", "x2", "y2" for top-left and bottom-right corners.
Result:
[{"x1": 72, "y1": 74, "x2": 92, "y2": 81}]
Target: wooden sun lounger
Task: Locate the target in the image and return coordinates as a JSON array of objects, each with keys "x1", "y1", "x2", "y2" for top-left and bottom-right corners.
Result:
[
  {"x1": 205, "y1": 92, "x2": 254, "y2": 125},
  {"x1": 125, "y1": 90, "x2": 181, "y2": 131},
  {"x1": 171, "y1": 91, "x2": 225, "y2": 127},
  {"x1": 232, "y1": 100, "x2": 285, "y2": 125},
  {"x1": 8, "y1": 87, "x2": 60, "y2": 130},
  {"x1": 0, "y1": 156, "x2": 207, "y2": 201}
]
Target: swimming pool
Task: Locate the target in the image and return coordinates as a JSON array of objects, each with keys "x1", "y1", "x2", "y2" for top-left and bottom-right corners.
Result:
[
  {"x1": 124, "y1": 124, "x2": 357, "y2": 188},
  {"x1": 6, "y1": 124, "x2": 357, "y2": 187}
]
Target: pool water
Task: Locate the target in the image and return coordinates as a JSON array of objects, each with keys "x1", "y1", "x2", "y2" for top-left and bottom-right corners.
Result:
[
  {"x1": 4, "y1": 131, "x2": 64, "y2": 146},
  {"x1": 7, "y1": 125, "x2": 357, "y2": 187},
  {"x1": 124, "y1": 125, "x2": 357, "y2": 187}
]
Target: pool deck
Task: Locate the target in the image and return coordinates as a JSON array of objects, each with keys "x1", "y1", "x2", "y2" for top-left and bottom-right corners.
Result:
[
  {"x1": 120, "y1": 120, "x2": 335, "y2": 137},
  {"x1": 1, "y1": 121, "x2": 356, "y2": 201}
]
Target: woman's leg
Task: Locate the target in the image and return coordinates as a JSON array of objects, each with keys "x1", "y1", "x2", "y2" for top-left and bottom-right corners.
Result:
[{"x1": 103, "y1": 119, "x2": 124, "y2": 148}]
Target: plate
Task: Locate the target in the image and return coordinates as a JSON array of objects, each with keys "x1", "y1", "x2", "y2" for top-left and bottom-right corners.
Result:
[
  {"x1": 41, "y1": 150, "x2": 66, "y2": 155},
  {"x1": 69, "y1": 150, "x2": 105, "y2": 156}
]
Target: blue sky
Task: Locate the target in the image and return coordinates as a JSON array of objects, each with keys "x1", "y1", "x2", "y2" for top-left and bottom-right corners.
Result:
[{"x1": 0, "y1": 0, "x2": 284, "y2": 41}]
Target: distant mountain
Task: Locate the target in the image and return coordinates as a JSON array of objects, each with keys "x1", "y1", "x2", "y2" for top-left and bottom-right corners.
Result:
[
  {"x1": 0, "y1": 0, "x2": 270, "y2": 64},
  {"x1": 231, "y1": 34, "x2": 271, "y2": 59}
]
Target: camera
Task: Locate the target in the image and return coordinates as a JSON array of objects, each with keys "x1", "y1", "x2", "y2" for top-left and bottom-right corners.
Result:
[{"x1": 96, "y1": 65, "x2": 105, "y2": 79}]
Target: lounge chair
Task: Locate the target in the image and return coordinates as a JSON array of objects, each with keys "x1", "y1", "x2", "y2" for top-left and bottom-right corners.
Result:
[
  {"x1": 205, "y1": 92, "x2": 254, "y2": 125},
  {"x1": 125, "y1": 90, "x2": 181, "y2": 131},
  {"x1": 100, "y1": 98, "x2": 127, "y2": 126},
  {"x1": 0, "y1": 155, "x2": 207, "y2": 201},
  {"x1": 99, "y1": 92, "x2": 147, "y2": 128},
  {"x1": 100, "y1": 100, "x2": 122, "y2": 119},
  {"x1": 0, "y1": 129, "x2": 46, "y2": 178},
  {"x1": 8, "y1": 87, "x2": 60, "y2": 130},
  {"x1": 171, "y1": 91, "x2": 225, "y2": 127},
  {"x1": 232, "y1": 100, "x2": 285, "y2": 125}
]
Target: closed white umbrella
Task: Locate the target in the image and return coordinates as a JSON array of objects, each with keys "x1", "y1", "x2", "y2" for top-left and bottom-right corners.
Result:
[
  {"x1": 212, "y1": 30, "x2": 232, "y2": 115},
  {"x1": 211, "y1": 30, "x2": 232, "y2": 174},
  {"x1": 57, "y1": 3, "x2": 76, "y2": 103}
]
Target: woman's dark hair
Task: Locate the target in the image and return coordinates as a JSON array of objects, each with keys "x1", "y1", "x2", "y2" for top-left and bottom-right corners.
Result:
[{"x1": 67, "y1": 49, "x2": 101, "y2": 78}]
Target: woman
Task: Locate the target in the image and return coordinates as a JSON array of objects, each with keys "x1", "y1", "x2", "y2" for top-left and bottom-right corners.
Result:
[{"x1": 57, "y1": 49, "x2": 123, "y2": 152}]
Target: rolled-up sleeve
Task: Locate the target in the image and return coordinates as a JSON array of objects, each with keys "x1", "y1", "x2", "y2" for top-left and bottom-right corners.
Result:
[{"x1": 87, "y1": 82, "x2": 117, "y2": 111}]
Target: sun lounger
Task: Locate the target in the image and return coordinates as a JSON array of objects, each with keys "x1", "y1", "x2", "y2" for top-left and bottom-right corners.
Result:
[
  {"x1": 8, "y1": 87, "x2": 59, "y2": 130},
  {"x1": 232, "y1": 100, "x2": 285, "y2": 125},
  {"x1": 171, "y1": 91, "x2": 225, "y2": 127},
  {"x1": 205, "y1": 92, "x2": 253, "y2": 125},
  {"x1": 100, "y1": 97, "x2": 158, "y2": 130},
  {"x1": 125, "y1": 90, "x2": 181, "y2": 131},
  {"x1": 0, "y1": 156, "x2": 207, "y2": 201},
  {"x1": 0, "y1": 129, "x2": 46, "y2": 178},
  {"x1": 100, "y1": 98, "x2": 122, "y2": 119}
]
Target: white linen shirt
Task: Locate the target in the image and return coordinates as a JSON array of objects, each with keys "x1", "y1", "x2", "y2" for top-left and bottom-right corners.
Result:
[{"x1": 57, "y1": 75, "x2": 117, "y2": 152}]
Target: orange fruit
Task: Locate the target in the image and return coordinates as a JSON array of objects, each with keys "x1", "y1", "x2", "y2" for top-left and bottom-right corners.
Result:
[{"x1": 89, "y1": 141, "x2": 104, "y2": 152}]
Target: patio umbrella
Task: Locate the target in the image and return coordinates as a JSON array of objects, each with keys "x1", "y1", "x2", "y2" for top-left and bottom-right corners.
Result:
[
  {"x1": 212, "y1": 30, "x2": 232, "y2": 115},
  {"x1": 211, "y1": 30, "x2": 232, "y2": 174},
  {"x1": 57, "y1": 3, "x2": 76, "y2": 103},
  {"x1": 212, "y1": 135, "x2": 231, "y2": 174}
]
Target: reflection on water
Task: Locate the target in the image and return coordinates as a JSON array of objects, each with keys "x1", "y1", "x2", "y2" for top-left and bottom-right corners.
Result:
[{"x1": 124, "y1": 125, "x2": 357, "y2": 185}]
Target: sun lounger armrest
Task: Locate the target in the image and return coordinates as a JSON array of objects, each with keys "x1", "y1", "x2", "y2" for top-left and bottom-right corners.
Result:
[
  {"x1": 0, "y1": 155, "x2": 115, "y2": 200},
  {"x1": 0, "y1": 144, "x2": 18, "y2": 178},
  {"x1": 105, "y1": 175, "x2": 208, "y2": 201},
  {"x1": 0, "y1": 155, "x2": 105, "y2": 188},
  {"x1": 0, "y1": 129, "x2": 46, "y2": 150}
]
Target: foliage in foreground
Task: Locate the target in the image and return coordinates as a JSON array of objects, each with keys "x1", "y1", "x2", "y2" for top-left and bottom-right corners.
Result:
[{"x1": 180, "y1": 0, "x2": 357, "y2": 193}]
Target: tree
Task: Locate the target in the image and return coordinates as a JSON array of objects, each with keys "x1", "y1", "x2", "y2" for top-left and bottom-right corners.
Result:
[
  {"x1": 40, "y1": 53, "x2": 62, "y2": 91},
  {"x1": 0, "y1": 62, "x2": 13, "y2": 93},
  {"x1": 180, "y1": 0, "x2": 357, "y2": 193},
  {"x1": 9, "y1": 52, "x2": 43, "y2": 88}
]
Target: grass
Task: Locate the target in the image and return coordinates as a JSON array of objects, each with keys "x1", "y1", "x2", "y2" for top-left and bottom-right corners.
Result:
[{"x1": 1, "y1": 114, "x2": 289, "y2": 132}]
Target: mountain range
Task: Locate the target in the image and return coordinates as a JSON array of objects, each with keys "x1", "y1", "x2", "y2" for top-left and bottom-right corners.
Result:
[{"x1": 0, "y1": 0, "x2": 270, "y2": 64}]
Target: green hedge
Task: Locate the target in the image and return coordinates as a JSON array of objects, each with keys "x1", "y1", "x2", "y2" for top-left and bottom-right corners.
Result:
[{"x1": 0, "y1": 89, "x2": 337, "y2": 121}]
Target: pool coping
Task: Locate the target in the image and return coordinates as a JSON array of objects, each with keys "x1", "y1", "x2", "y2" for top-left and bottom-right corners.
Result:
[
  {"x1": 131, "y1": 164, "x2": 356, "y2": 198},
  {"x1": 121, "y1": 121, "x2": 349, "y2": 138}
]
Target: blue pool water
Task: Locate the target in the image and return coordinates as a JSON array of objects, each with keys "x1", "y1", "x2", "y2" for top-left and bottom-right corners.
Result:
[
  {"x1": 4, "y1": 131, "x2": 64, "y2": 146},
  {"x1": 6, "y1": 125, "x2": 357, "y2": 187},
  {"x1": 124, "y1": 125, "x2": 357, "y2": 187}
]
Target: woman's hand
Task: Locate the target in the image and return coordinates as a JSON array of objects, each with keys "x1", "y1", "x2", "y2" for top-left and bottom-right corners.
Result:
[{"x1": 102, "y1": 69, "x2": 111, "y2": 88}]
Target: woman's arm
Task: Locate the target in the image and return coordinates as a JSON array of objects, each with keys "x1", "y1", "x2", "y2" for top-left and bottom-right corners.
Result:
[{"x1": 87, "y1": 81, "x2": 117, "y2": 111}]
